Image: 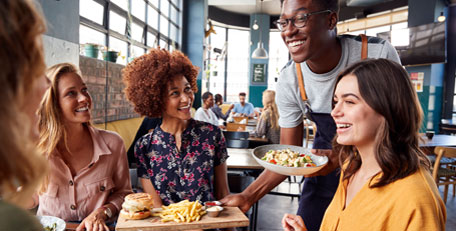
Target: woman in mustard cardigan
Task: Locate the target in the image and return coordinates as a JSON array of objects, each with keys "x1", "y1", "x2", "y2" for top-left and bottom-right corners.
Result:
[{"x1": 283, "y1": 59, "x2": 446, "y2": 231}]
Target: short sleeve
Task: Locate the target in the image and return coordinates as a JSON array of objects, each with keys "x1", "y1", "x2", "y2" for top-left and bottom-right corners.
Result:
[
  {"x1": 276, "y1": 69, "x2": 304, "y2": 128},
  {"x1": 134, "y1": 134, "x2": 152, "y2": 179},
  {"x1": 383, "y1": 40, "x2": 401, "y2": 65},
  {"x1": 213, "y1": 127, "x2": 228, "y2": 166}
]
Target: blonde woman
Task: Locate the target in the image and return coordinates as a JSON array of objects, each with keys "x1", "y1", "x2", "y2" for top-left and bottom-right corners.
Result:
[
  {"x1": 254, "y1": 90, "x2": 280, "y2": 144},
  {"x1": 0, "y1": 0, "x2": 50, "y2": 229},
  {"x1": 35, "y1": 63, "x2": 132, "y2": 230}
]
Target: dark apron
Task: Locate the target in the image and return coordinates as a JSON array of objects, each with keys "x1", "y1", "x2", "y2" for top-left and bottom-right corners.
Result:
[{"x1": 297, "y1": 112, "x2": 339, "y2": 231}]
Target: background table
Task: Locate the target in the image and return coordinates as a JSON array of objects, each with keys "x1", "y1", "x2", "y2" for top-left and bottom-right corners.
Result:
[
  {"x1": 227, "y1": 148, "x2": 263, "y2": 170},
  {"x1": 420, "y1": 134, "x2": 456, "y2": 147}
]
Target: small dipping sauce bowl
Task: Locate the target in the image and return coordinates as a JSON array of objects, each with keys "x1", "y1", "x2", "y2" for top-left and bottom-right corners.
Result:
[
  {"x1": 206, "y1": 206, "x2": 224, "y2": 217},
  {"x1": 204, "y1": 200, "x2": 222, "y2": 208}
]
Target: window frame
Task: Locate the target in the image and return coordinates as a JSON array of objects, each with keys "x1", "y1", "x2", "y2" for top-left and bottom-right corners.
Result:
[{"x1": 79, "y1": 0, "x2": 182, "y2": 63}]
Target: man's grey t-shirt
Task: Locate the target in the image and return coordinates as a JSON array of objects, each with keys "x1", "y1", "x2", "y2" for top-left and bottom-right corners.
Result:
[{"x1": 277, "y1": 35, "x2": 401, "y2": 129}]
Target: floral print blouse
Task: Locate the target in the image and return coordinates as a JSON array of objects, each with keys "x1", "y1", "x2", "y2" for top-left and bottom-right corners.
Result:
[{"x1": 134, "y1": 119, "x2": 228, "y2": 205}]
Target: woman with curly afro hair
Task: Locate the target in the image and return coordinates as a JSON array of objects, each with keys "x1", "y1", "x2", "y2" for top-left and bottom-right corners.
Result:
[{"x1": 123, "y1": 48, "x2": 230, "y2": 207}]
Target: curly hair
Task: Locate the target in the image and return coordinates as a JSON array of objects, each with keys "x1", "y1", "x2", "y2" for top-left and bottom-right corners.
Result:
[{"x1": 123, "y1": 48, "x2": 199, "y2": 117}]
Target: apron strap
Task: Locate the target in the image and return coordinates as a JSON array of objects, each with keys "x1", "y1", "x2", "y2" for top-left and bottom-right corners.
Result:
[
  {"x1": 296, "y1": 63, "x2": 307, "y2": 101},
  {"x1": 360, "y1": 34, "x2": 368, "y2": 60},
  {"x1": 296, "y1": 35, "x2": 367, "y2": 103}
]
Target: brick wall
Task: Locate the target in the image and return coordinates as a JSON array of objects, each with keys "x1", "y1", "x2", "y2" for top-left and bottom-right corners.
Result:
[{"x1": 79, "y1": 56, "x2": 139, "y2": 124}]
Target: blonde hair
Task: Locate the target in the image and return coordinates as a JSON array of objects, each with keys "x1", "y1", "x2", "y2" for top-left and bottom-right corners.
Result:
[
  {"x1": 38, "y1": 63, "x2": 90, "y2": 193},
  {"x1": 261, "y1": 90, "x2": 279, "y2": 130},
  {"x1": 0, "y1": 0, "x2": 48, "y2": 206}
]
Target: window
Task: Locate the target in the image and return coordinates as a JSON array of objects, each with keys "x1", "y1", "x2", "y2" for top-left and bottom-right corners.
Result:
[
  {"x1": 109, "y1": 36, "x2": 127, "y2": 64},
  {"x1": 131, "y1": 0, "x2": 146, "y2": 22},
  {"x1": 159, "y1": 38, "x2": 168, "y2": 49},
  {"x1": 268, "y1": 31, "x2": 289, "y2": 90},
  {"x1": 80, "y1": 0, "x2": 182, "y2": 64},
  {"x1": 160, "y1": 15, "x2": 169, "y2": 37},
  {"x1": 147, "y1": 5, "x2": 159, "y2": 29},
  {"x1": 160, "y1": 0, "x2": 170, "y2": 17},
  {"x1": 226, "y1": 28, "x2": 249, "y2": 103},
  {"x1": 365, "y1": 25, "x2": 391, "y2": 37},
  {"x1": 111, "y1": 0, "x2": 127, "y2": 9},
  {"x1": 149, "y1": 0, "x2": 159, "y2": 8},
  {"x1": 109, "y1": 11, "x2": 126, "y2": 34},
  {"x1": 147, "y1": 32, "x2": 157, "y2": 47},
  {"x1": 131, "y1": 23, "x2": 144, "y2": 42},
  {"x1": 80, "y1": 0, "x2": 104, "y2": 25},
  {"x1": 80, "y1": 24, "x2": 106, "y2": 46},
  {"x1": 170, "y1": 6, "x2": 179, "y2": 24},
  {"x1": 132, "y1": 45, "x2": 145, "y2": 58},
  {"x1": 205, "y1": 26, "x2": 227, "y2": 96}
]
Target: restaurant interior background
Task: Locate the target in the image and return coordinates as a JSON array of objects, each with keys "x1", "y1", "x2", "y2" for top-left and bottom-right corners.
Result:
[
  {"x1": 32, "y1": 0, "x2": 456, "y2": 229},
  {"x1": 37, "y1": 0, "x2": 456, "y2": 134}
]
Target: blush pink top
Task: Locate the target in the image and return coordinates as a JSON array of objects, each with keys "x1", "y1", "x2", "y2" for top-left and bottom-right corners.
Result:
[{"x1": 37, "y1": 126, "x2": 132, "y2": 221}]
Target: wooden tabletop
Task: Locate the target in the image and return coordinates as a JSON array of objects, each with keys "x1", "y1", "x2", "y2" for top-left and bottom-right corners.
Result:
[
  {"x1": 115, "y1": 207, "x2": 249, "y2": 230},
  {"x1": 227, "y1": 148, "x2": 263, "y2": 170},
  {"x1": 420, "y1": 134, "x2": 456, "y2": 147},
  {"x1": 65, "y1": 222, "x2": 115, "y2": 231}
]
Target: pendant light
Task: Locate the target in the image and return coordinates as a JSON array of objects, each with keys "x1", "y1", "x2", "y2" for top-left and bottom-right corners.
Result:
[
  {"x1": 437, "y1": 12, "x2": 446, "y2": 22},
  {"x1": 252, "y1": 0, "x2": 268, "y2": 59}
]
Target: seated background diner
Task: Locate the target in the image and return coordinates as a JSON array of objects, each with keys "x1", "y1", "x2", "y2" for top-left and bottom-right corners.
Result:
[
  {"x1": 232, "y1": 92, "x2": 255, "y2": 118},
  {"x1": 0, "y1": 0, "x2": 50, "y2": 229},
  {"x1": 211, "y1": 93, "x2": 234, "y2": 121},
  {"x1": 194, "y1": 91, "x2": 220, "y2": 126},
  {"x1": 35, "y1": 63, "x2": 132, "y2": 231},
  {"x1": 283, "y1": 59, "x2": 446, "y2": 231},
  {"x1": 122, "y1": 48, "x2": 229, "y2": 207},
  {"x1": 254, "y1": 90, "x2": 280, "y2": 144}
]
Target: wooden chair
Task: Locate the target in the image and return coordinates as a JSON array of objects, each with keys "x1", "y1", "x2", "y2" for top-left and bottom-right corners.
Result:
[
  {"x1": 304, "y1": 119, "x2": 317, "y2": 148},
  {"x1": 432, "y1": 146, "x2": 456, "y2": 203}
]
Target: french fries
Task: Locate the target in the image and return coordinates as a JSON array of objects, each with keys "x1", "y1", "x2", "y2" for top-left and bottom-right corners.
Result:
[{"x1": 152, "y1": 200, "x2": 206, "y2": 223}]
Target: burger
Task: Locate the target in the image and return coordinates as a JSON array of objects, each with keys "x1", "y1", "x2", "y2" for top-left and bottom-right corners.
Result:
[{"x1": 120, "y1": 193, "x2": 154, "y2": 219}]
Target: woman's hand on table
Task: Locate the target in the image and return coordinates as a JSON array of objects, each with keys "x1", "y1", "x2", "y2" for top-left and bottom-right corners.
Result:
[
  {"x1": 282, "y1": 213, "x2": 307, "y2": 231},
  {"x1": 219, "y1": 193, "x2": 252, "y2": 213},
  {"x1": 76, "y1": 207, "x2": 109, "y2": 231}
]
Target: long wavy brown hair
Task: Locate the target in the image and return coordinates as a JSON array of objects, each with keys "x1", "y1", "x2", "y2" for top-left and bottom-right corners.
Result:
[
  {"x1": 122, "y1": 48, "x2": 198, "y2": 117},
  {"x1": 332, "y1": 59, "x2": 430, "y2": 188},
  {"x1": 0, "y1": 0, "x2": 48, "y2": 206},
  {"x1": 37, "y1": 63, "x2": 92, "y2": 193}
]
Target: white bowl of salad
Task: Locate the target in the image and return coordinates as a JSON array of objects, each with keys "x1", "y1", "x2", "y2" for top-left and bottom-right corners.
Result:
[{"x1": 252, "y1": 144, "x2": 328, "y2": 176}]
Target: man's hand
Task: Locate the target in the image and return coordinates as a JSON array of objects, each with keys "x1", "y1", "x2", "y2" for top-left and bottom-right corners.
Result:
[
  {"x1": 219, "y1": 193, "x2": 253, "y2": 213},
  {"x1": 305, "y1": 149, "x2": 339, "y2": 177},
  {"x1": 76, "y1": 207, "x2": 109, "y2": 231},
  {"x1": 229, "y1": 104, "x2": 235, "y2": 110}
]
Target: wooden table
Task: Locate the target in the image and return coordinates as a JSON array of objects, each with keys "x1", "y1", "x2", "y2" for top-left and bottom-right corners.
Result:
[{"x1": 115, "y1": 207, "x2": 249, "y2": 230}]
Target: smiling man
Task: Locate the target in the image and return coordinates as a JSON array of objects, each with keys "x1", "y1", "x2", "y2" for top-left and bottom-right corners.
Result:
[{"x1": 221, "y1": 0, "x2": 400, "y2": 230}]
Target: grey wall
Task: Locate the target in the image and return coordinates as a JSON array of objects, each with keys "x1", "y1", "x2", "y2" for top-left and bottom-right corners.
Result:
[
  {"x1": 38, "y1": 0, "x2": 79, "y2": 44},
  {"x1": 37, "y1": 0, "x2": 80, "y2": 67}
]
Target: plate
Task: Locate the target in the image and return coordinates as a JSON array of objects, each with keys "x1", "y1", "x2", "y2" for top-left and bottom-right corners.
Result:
[
  {"x1": 37, "y1": 215, "x2": 66, "y2": 231},
  {"x1": 252, "y1": 144, "x2": 328, "y2": 176}
]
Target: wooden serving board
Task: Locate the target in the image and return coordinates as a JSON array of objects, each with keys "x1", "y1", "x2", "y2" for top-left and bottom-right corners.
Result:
[{"x1": 116, "y1": 206, "x2": 249, "y2": 230}]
